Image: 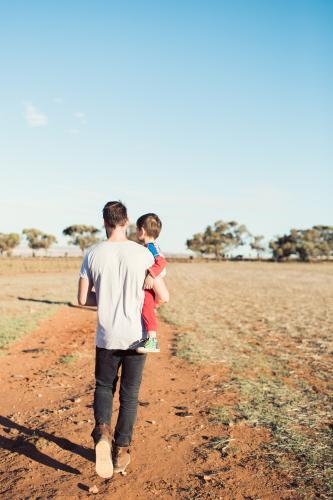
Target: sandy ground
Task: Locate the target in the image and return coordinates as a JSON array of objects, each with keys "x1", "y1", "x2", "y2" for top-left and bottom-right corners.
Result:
[{"x1": 0, "y1": 305, "x2": 296, "y2": 499}]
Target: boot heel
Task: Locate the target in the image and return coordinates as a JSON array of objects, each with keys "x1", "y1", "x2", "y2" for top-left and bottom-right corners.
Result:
[{"x1": 95, "y1": 438, "x2": 113, "y2": 479}]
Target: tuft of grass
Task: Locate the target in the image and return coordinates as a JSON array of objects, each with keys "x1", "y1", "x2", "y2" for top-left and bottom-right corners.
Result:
[
  {"x1": 204, "y1": 436, "x2": 232, "y2": 456},
  {"x1": 208, "y1": 406, "x2": 232, "y2": 426},
  {"x1": 176, "y1": 332, "x2": 209, "y2": 364},
  {"x1": 60, "y1": 354, "x2": 78, "y2": 365}
]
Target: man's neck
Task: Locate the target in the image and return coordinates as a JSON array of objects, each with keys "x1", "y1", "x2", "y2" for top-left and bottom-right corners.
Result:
[{"x1": 107, "y1": 226, "x2": 128, "y2": 242}]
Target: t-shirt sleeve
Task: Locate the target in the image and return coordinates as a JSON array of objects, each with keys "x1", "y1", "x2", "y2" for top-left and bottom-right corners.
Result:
[
  {"x1": 79, "y1": 253, "x2": 92, "y2": 281},
  {"x1": 146, "y1": 242, "x2": 160, "y2": 257}
]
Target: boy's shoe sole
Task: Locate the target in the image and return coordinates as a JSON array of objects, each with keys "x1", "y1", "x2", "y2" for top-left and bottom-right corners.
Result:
[
  {"x1": 136, "y1": 346, "x2": 160, "y2": 353},
  {"x1": 95, "y1": 438, "x2": 113, "y2": 479}
]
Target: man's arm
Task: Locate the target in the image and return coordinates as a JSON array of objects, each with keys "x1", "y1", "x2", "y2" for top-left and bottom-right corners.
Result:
[
  {"x1": 78, "y1": 277, "x2": 97, "y2": 307},
  {"x1": 78, "y1": 251, "x2": 97, "y2": 306},
  {"x1": 153, "y1": 276, "x2": 169, "y2": 306}
]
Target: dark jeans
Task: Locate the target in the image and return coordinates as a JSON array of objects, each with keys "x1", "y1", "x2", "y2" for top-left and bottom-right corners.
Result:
[{"x1": 93, "y1": 347, "x2": 147, "y2": 447}]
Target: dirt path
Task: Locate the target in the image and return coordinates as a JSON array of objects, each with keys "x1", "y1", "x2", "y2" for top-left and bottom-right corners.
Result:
[{"x1": 0, "y1": 307, "x2": 292, "y2": 499}]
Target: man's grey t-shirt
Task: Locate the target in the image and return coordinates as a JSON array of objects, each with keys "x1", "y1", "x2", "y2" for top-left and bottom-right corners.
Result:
[{"x1": 80, "y1": 240, "x2": 154, "y2": 350}]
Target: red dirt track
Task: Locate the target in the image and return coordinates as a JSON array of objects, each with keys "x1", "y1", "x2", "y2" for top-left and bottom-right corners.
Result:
[{"x1": 0, "y1": 306, "x2": 293, "y2": 499}]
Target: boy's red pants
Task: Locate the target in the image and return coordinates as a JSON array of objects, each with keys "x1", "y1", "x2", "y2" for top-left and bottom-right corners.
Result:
[{"x1": 142, "y1": 289, "x2": 157, "y2": 332}]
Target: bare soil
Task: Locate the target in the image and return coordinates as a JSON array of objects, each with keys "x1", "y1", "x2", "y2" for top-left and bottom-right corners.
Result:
[{"x1": 0, "y1": 305, "x2": 294, "y2": 499}]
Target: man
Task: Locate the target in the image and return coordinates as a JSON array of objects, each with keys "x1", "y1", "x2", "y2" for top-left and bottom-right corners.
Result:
[{"x1": 78, "y1": 201, "x2": 166, "y2": 479}]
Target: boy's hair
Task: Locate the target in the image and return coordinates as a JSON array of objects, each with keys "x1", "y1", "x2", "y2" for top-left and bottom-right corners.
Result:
[
  {"x1": 137, "y1": 213, "x2": 162, "y2": 239},
  {"x1": 103, "y1": 201, "x2": 128, "y2": 228}
]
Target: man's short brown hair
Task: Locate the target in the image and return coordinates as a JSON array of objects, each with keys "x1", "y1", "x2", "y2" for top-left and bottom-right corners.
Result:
[
  {"x1": 136, "y1": 213, "x2": 162, "y2": 239},
  {"x1": 103, "y1": 201, "x2": 128, "y2": 228}
]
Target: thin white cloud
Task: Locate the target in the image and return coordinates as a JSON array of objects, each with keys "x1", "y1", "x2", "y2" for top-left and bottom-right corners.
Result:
[
  {"x1": 74, "y1": 111, "x2": 87, "y2": 124},
  {"x1": 67, "y1": 128, "x2": 80, "y2": 135},
  {"x1": 24, "y1": 103, "x2": 48, "y2": 127},
  {"x1": 53, "y1": 97, "x2": 63, "y2": 104}
]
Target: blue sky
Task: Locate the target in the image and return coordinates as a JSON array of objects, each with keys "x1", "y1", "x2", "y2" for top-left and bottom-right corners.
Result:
[{"x1": 0, "y1": 0, "x2": 332, "y2": 253}]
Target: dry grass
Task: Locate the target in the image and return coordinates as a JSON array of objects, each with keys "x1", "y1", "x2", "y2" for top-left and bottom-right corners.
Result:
[
  {"x1": 0, "y1": 268, "x2": 79, "y2": 349},
  {"x1": 160, "y1": 262, "x2": 333, "y2": 497},
  {"x1": 0, "y1": 257, "x2": 81, "y2": 275}
]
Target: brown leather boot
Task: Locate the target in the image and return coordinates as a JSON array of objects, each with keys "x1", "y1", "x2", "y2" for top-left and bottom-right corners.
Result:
[
  {"x1": 92, "y1": 423, "x2": 113, "y2": 479},
  {"x1": 112, "y1": 443, "x2": 131, "y2": 475},
  {"x1": 91, "y1": 423, "x2": 111, "y2": 446}
]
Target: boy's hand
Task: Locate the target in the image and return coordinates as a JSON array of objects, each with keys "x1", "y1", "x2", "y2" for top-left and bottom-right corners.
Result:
[{"x1": 144, "y1": 274, "x2": 154, "y2": 290}]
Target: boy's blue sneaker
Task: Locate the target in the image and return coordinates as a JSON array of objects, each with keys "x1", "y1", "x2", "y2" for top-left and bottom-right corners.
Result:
[{"x1": 136, "y1": 337, "x2": 160, "y2": 353}]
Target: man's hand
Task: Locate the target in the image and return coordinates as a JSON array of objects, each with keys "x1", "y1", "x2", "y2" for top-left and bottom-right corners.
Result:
[{"x1": 144, "y1": 274, "x2": 154, "y2": 290}]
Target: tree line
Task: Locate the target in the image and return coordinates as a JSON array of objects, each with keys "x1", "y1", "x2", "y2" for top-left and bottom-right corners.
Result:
[
  {"x1": 186, "y1": 221, "x2": 333, "y2": 261},
  {"x1": 0, "y1": 225, "x2": 100, "y2": 256},
  {"x1": 0, "y1": 221, "x2": 332, "y2": 261}
]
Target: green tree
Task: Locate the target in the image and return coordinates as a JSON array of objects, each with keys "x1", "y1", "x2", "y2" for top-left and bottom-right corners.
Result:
[
  {"x1": 295, "y1": 228, "x2": 318, "y2": 261},
  {"x1": 312, "y1": 225, "x2": 333, "y2": 258},
  {"x1": 63, "y1": 225, "x2": 100, "y2": 252},
  {"x1": 0, "y1": 233, "x2": 20, "y2": 256},
  {"x1": 187, "y1": 220, "x2": 249, "y2": 259},
  {"x1": 270, "y1": 233, "x2": 291, "y2": 261},
  {"x1": 22, "y1": 228, "x2": 57, "y2": 256},
  {"x1": 270, "y1": 226, "x2": 333, "y2": 261},
  {"x1": 250, "y1": 235, "x2": 265, "y2": 259}
]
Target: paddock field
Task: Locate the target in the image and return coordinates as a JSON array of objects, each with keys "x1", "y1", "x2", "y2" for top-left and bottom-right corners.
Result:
[
  {"x1": 160, "y1": 261, "x2": 333, "y2": 497},
  {"x1": 0, "y1": 258, "x2": 332, "y2": 496}
]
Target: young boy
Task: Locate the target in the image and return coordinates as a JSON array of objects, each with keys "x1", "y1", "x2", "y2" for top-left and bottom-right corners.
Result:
[{"x1": 135, "y1": 213, "x2": 169, "y2": 353}]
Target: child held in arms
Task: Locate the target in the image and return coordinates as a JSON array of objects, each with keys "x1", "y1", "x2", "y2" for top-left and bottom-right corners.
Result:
[{"x1": 136, "y1": 213, "x2": 168, "y2": 353}]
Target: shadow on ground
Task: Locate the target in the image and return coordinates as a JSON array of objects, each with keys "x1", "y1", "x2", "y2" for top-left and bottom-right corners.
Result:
[
  {"x1": 0, "y1": 415, "x2": 94, "y2": 474},
  {"x1": 17, "y1": 297, "x2": 95, "y2": 310}
]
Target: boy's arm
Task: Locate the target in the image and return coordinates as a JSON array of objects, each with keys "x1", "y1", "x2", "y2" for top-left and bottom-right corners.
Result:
[
  {"x1": 148, "y1": 255, "x2": 167, "y2": 279},
  {"x1": 144, "y1": 255, "x2": 167, "y2": 289},
  {"x1": 144, "y1": 242, "x2": 167, "y2": 289}
]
